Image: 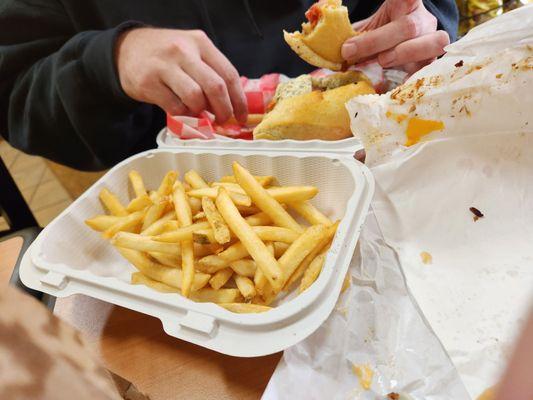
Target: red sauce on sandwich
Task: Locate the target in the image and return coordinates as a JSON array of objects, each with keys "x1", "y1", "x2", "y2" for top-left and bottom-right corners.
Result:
[{"x1": 305, "y1": 4, "x2": 321, "y2": 28}]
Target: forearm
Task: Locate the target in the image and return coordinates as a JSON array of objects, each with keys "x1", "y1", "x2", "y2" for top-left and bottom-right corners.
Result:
[{"x1": 0, "y1": 2, "x2": 157, "y2": 170}]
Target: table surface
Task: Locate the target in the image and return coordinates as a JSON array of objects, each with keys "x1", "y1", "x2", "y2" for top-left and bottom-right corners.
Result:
[{"x1": 1, "y1": 236, "x2": 281, "y2": 400}]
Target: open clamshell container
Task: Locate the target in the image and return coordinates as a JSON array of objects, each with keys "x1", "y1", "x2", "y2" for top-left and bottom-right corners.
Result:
[{"x1": 20, "y1": 133, "x2": 374, "y2": 357}]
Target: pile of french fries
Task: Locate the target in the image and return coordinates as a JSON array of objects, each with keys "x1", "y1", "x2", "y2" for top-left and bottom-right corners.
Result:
[{"x1": 85, "y1": 162, "x2": 338, "y2": 313}]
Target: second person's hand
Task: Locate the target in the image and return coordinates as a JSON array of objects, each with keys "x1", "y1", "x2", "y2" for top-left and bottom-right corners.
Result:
[
  {"x1": 116, "y1": 28, "x2": 248, "y2": 123},
  {"x1": 341, "y1": 0, "x2": 450, "y2": 74}
]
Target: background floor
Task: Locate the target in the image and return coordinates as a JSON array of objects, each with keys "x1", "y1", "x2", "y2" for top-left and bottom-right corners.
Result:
[{"x1": 0, "y1": 139, "x2": 104, "y2": 231}]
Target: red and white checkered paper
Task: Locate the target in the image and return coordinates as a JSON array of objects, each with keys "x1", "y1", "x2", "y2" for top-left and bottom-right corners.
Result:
[{"x1": 166, "y1": 62, "x2": 392, "y2": 140}]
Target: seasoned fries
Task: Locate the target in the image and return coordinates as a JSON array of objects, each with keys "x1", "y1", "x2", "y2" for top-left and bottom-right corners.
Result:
[
  {"x1": 216, "y1": 187, "x2": 283, "y2": 291},
  {"x1": 86, "y1": 164, "x2": 338, "y2": 313},
  {"x1": 173, "y1": 180, "x2": 195, "y2": 297},
  {"x1": 202, "y1": 196, "x2": 231, "y2": 244},
  {"x1": 99, "y1": 188, "x2": 128, "y2": 216},
  {"x1": 233, "y1": 162, "x2": 303, "y2": 233}
]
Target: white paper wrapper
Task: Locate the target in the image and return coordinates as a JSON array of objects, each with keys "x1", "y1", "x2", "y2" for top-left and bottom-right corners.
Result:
[{"x1": 265, "y1": 5, "x2": 533, "y2": 400}]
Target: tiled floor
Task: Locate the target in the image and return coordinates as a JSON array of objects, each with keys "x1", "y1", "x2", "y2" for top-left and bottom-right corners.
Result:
[{"x1": 0, "y1": 140, "x2": 72, "y2": 229}]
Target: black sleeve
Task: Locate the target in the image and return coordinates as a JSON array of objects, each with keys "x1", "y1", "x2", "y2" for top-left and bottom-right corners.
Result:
[
  {"x1": 423, "y1": 0, "x2": 459, "y2": 42},
  {"x1": 0, "y1": 1, "x2": 163, "y2": 171}
]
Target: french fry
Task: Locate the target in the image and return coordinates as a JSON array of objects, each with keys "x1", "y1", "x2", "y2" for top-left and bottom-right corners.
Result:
[
  {"x1": 284, "y1": 221, "x2": 339, "y2": 290},
  {"x1": 188, "y1": 196, "x2": 202, "y2": 214},
  {"x1": 215, "y1": 187, "x2": 283, "y2": 290},
  {"x1": 148, "y1": 190, "x2": 158, "y2": 202},
  {"x1": 194, "y1": 243, "x2": 223, "y2": 258},
  {"x1": 202, "y1": 196, "x2": 231, "y2": 244},
  {"x1": 131, "y1": 272, "x2": 178, "y2": 293},
  {"x1": 267, "y1": 186, "x2": 318, "y2": 203},
  {"x1": 183, "y1": 182, "x2": 192, "y2": 191},
  {"x1": 273, "y1": 242, "x2": 290, "y2": 258},
  {"x1": 218, "y1": 303, "x2": 271, "y2": 313},
  {"x1": 196, "y1": 242, "x2": 249, "y2": 273},
  {"x1": 288, "y1": 201, "x2": 332, "y2": 226},
  {"x1": 112, "y1": 232, "x2": 182, "y2": 255},
  {"x1": 173, "y1": 181, "x2": 195, "y2": 297},
  {"x1": 192, "y1": 225, "x2": 299, "y2": 246},
  {"x1": 188, "y1": 187, "x2": 252, "y2": 207},
  {"x1": 235, "y1": 275, "x2": 256, "y2": 300},
  {"x1": 190, "y1": 288, "x2": 243, "y2": 303},
  {"x1": 131, "y1": 271, "x2": 209, "y2": 293},
  {"x1": 192, "y1": 229, "x2": 216, "y2": 245},
  {"x1": 184, "y1": 170, "x2": 209, "y2": 189},
  {"x1": 200, "y1": 184, "x2": 317, "y2": 203},
  {"x1": 211, "y1": 182, "x2": 244, "y2": 192},
  {"x1": 233, "y1": 162, "x2": 302, "y2": 233},
  {"x1": 149, "y1": 252, "x2": 181, "y2": 268},
  {"x1": 253, "y1": 243, "x2": 274, "y2": 297},
  {"x1": 129, "y1": 171, "x2": 147, "y2": 197},
  {"x1": 235, "y1": 205, "x2": 261, "y2": 215},
  {"x1": 119, "y1": 249, "x2": 209, "y2": 291},
  {"x1": 99, "y1": 188, "x2": 128, "y2": 216},
  {"x1": 140, "y1": 211, "x2": 176, "y2": 236},
  {"x1": 196, "y1": 256, "x2": 230, "y2": 274},
  {"x1": 245, "y1": 211, "x2": 273, "y2": 226},
  {"x1": 299, "y1": 252, "x2": 326, "y2": 293},
  {"x1": 278, "y1": 224, "x2": 327, "y2": 286},
  {"x1": 252, "y1": 226, "x2": 300, "y2": 243},
  {"x1": 229, "y1": 259, "x2": 256, "y2": 278},
  {"x1": 209, "y1": 268, "x2": 233, "y2": 290},
  {"x1": 193, "y1": 211, "x2": 206, "y2": 221},
  {"x1": 221, "y1": 175, "x2": 274, "y2": 187},
  {"x1": 156, "y1": 171, "x2": 177, "y2": 199},
  {"x1": 102, "y1": 211, "x2": 144, "y2": 239},
  {"x1": 85, "y1": 215, "x2": 121, "y2": 232},
  {"x1": 126, "y1": 194, "x2": 152, "y2": 213},
  {"x1": 141, "y1": 199, "x2": 169, "y2": 231},
  {"x1": 153, "y1": 221, "x2": 209, "y2": 242}
]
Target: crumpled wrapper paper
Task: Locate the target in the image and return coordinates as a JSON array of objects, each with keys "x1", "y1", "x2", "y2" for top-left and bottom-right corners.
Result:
[{"x1": 264, "y1": 5, "x2": 533, "y2": 400}]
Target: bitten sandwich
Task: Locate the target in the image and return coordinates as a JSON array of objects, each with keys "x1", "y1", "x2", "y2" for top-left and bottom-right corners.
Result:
[
  {"x1": 253, "y1": 71, "x2": 374, "y2": 141},
  {"x1": 284, "y1": 0, "x2": 358, "y2": 71}
]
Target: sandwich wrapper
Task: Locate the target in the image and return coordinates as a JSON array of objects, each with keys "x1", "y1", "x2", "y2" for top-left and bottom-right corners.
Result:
[
  {"x1": 264, "y1": 5, "x2": 533, "y2": 400},
  {"x1": 165, "y1": 62, "x2": 392, "y2": 140}
]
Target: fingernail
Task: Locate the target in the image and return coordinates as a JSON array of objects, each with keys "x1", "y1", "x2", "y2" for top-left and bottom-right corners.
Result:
[
  {"x1": 341, "y1": 43, "x2": 357, "y2": 60},
  {"x1": 379, "y1": 50, "x2": 396, "y2": 67}
]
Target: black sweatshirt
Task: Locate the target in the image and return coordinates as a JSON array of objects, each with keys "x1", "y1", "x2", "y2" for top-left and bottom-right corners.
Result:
[{"x1": 0, "y1": 0, "x2": 458, "y2": 171}]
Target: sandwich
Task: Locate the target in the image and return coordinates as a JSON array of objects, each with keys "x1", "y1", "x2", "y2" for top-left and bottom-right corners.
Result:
[
  {"x1": 284, "y1": 0, "x2": 358, "y2": 71},
  {"x1": 253, "y1": 71, "x2": 374, "y2": 141}
]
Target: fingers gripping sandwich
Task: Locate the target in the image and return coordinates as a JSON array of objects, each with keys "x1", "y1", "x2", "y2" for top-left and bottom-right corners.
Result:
[{"x1": 284, "y1": 0, "x2": 358, "y2": 71}]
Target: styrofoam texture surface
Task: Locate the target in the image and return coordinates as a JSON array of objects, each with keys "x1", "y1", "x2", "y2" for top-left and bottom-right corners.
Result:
[
  {"x1": 23, "y1": 148, "x2": 374, "y2": 356},
  {"x1": 156, "y1": 127, "x2": 363, "y2": 154}
]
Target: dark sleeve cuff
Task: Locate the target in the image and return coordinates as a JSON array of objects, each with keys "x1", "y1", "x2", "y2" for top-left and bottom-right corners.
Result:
[
  {"x1": 423, "y1": 0, "x2": 459, "y2": 42},
  {"x1": 81, "y1": 21, "x2": 145, "y2": 104}
]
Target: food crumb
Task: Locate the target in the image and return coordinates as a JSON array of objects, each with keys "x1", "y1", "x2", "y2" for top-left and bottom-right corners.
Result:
[
  {"x1": 387, "y1": 393, "x2": 400, "y2": 400},
  {"x1": 469, "y1": 207, "x2": 484, "y2": 222},
  {"x1": 341, "y1": 274, "x2": 351, "y2": 293},
  {"x1": 420, "y1": 251, "x2": 432, "y2": 264},
  {"x1": 496, "y1": 73, "x2": 503, "y2": 79},
  {"x1": 455, "y1": 60, "x2": 464, "y2": 68},
  {"x1": 351, "y1": 364, "x2": 373, "y2": 390}
]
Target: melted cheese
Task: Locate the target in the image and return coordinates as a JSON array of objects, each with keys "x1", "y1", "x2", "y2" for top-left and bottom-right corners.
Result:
[{"x1": 405, "y1": 118, "x2": 445, "y2": 146}]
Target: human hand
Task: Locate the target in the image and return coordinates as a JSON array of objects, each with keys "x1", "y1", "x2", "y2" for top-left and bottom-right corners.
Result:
[
  {"x1": 116, "y1": 28, "x2": 247, "y2": 123},
  {"x1": 341, "y1": 0, "x2": 450, "y2": 74}
]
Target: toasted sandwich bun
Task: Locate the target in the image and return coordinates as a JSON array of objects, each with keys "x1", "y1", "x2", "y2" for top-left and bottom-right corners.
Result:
[
  {"x1": 284, "y1": 0, "x2": 358, "y2": 71},
  {"x1": 253, "y1": 81, "x2": 374, "y2": 141}
]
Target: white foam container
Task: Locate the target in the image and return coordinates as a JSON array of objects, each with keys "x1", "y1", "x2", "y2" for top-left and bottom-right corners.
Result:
[{"x1": 19, "y1": 135, "x2": 374, "y2": 357}]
